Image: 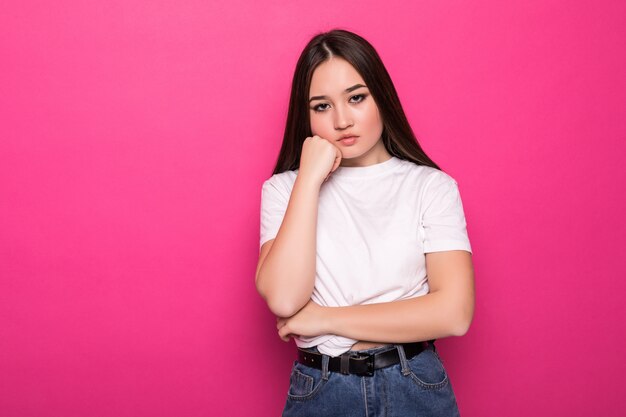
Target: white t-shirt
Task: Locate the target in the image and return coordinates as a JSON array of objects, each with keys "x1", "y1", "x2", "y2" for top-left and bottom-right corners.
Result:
[{"x1": 259, "y1": 156, "x2": 472, "y2": 357}]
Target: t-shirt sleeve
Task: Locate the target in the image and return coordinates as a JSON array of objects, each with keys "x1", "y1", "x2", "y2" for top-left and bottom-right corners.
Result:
[
  {"x1": 419, "y1": 171, "x2": 472, "y2": 254},
  {"x1": 259, "y1": 176, "x2": 290, "y2": 249}
]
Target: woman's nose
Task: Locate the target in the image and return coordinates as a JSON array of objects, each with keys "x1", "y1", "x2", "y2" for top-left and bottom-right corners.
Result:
[{"x1": 333, "y1": 105, "x2": 354, "y2": 130}]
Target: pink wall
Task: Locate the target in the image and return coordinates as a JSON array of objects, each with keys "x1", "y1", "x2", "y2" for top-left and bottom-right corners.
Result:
[{"x1": 1, "y1": 1, "x2": 625, "y2": 416}]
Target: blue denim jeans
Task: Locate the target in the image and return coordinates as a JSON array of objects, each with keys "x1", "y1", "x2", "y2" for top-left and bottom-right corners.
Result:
[{"x1": 282, "y1": 343, "x2": 461, "y2": 417}]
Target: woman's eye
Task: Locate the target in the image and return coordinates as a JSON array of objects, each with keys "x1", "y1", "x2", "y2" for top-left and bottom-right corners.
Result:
[
  {"x1": 312, "y1": 103, "x2": 330, "y2": 112},
  {"x1": 350, "y1": 94, "x2": 366, "y2": 103}
]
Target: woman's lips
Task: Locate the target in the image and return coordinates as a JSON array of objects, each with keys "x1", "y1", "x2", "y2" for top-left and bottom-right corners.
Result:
[{"x1": 339, "y1": 136, "x2": 358, "y2": 145}]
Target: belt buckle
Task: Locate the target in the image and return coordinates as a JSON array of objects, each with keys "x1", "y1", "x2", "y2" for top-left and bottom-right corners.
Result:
[{"x1": 352, "y1": 353, "x2": 375, "y2": 377}]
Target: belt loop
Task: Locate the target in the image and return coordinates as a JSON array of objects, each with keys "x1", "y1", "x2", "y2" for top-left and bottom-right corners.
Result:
[
  {"x1": 340, "y1": 352, "x2": 352, "y2": 375},
  {"x1": 321, "y1": 353, "x2": 330, "y2": 380},
  {"x1": 394, "y1": 344, "x2": 411, "y2": 376}
]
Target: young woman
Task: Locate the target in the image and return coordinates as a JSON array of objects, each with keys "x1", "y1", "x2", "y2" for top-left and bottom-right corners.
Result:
[{"x1": 256, "y1": 29, "x2": 475, "y2": 417}]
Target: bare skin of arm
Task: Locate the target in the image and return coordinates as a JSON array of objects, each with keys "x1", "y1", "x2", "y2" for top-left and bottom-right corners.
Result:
[
  {"x1": 256, "y1": 136, "x2": 341, "y2": 318},
  {"x1": 255, "y1": 175, "x2": 322, "y2": 318},
  {"x1": 277, "y1": 250, "x2": 475, "y2": 342}
]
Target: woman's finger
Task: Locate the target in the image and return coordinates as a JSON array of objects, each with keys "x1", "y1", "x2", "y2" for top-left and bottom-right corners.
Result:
[
  {"x1": 331, "y1": 146, "x2": 343, "y2": 173},
  {"x1": 278, "y1": 325, "x2": 291, "y2": 341}
]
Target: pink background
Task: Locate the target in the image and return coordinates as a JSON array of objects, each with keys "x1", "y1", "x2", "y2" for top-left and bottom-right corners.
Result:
[{"x1": 1, "y1": 1, "x2": 625, "y2": 416}]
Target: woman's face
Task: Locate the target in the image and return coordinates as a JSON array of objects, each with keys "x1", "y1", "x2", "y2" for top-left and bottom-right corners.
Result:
[{"x1": 308, "y1": 57, "x2": 389, "y2": 167}]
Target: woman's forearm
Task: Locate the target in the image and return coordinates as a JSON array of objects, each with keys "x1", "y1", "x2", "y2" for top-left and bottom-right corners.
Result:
[
  {"x1": 256, "y1": 174, "x2": 321, "y2": 317},
  {"x1": 322, "y1": 290, "x2": 470, "y2": 343}
]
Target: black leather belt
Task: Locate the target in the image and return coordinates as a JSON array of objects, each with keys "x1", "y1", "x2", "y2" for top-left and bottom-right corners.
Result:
[{"x1": 297, "y1": 340, "x2": 435, "y2": 377}]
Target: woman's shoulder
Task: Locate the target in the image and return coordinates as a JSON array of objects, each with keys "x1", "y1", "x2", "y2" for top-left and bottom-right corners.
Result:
[
  {"x1": 262, "y1": 169, "x2": 298, "y2": 193},
  {"x1": 398, "y1": 160, "x2": 457, "y2": 184}
]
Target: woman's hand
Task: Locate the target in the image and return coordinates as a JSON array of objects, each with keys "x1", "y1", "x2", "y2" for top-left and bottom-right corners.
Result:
[
  {"x1": 276, "y1": 299, "x2": 330, "y2": 342},
  {"x1": 298, "y1": 135, "x2": 342, "y2": 186}
]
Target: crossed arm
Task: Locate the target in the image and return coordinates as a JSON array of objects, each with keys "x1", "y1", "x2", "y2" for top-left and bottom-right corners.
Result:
[{"x1": 276, "y1": 250, "x2": 475, "y2": 343}]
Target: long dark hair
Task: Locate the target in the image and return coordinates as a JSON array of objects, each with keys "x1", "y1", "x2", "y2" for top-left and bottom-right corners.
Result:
[{"x1": 272, "y1": 29, "x2": 441, "y2": 175}]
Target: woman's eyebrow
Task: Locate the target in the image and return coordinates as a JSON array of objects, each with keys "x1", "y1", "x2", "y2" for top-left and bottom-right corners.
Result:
[{"x1": 309, "y1": 84, "x2": 368, "y2": 102}]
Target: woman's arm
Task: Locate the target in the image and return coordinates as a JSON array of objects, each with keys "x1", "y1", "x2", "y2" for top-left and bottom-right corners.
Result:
[
  {"x1": 277, "y1": 250, "x2": 475, "y2": 342},
  {"x1": 326, "y1": 250, "x2": 474, "y2": 341},
  {"x1": 256, "y1": 174, "x2": 323, "y2": 318}
]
